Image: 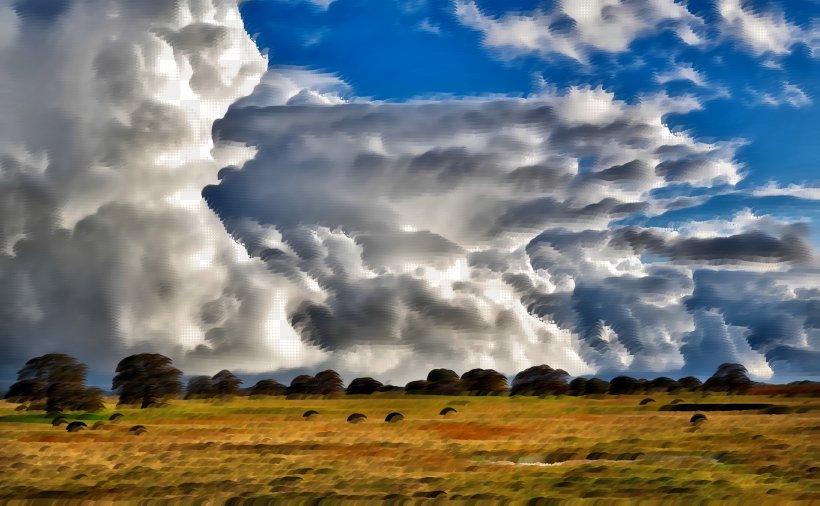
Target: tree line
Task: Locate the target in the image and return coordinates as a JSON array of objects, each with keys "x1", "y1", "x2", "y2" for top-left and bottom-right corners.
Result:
[{"x1": 3, "y1": 353, "x2": 756, "y2": 413}]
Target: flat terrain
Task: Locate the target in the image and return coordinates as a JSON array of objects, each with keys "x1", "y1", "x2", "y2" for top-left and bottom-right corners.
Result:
[{"x1": 0, "y1": 393, "x2": 817, "y2": 504}]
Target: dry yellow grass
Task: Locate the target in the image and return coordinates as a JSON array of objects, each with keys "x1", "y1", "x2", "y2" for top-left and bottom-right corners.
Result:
[{"x1": 0, "y1": 393, "x2": 817, "y2": 504}]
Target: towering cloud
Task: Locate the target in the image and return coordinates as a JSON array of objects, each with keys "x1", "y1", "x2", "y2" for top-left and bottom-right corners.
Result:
[
  {"x1": 0, "y1": 0, "x2": 817, "y2": 385},
  {"x1": 0, "y1": 0, "x2": 327, "y2": 380},
  {"x1": 206, "y1": 78, "x2": 818, "y2": 381}
]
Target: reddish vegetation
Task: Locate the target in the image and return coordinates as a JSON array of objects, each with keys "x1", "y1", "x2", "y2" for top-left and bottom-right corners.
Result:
[
  {"x1": 747, "y1": 384, "x2": 820, "y2": 396},
  {"x1": 418, "y1": 423, "x2": 528, "y2": 440}
]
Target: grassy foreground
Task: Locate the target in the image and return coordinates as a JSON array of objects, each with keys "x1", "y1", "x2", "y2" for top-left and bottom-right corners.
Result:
[{"x1": 0, "y1": 393, "x2": 817, "y2": 504}]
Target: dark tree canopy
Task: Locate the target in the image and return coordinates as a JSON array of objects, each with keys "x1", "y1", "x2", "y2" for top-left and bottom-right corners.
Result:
[
  {"x1": 346, "y1": 377, "x2": 384, "y2": 395},
  {"x1": 112, "y1": 354, "x2": 182, "y2": 408},
  {"x1": 5, "y1": 354, "x2": 78, "y2": 403},
  {"x1": 460, "y1": 368, "x2": 508, "y2": 395},
  {"x1": 424, "y1": 368, "x2": 463, "y2": 395},
  {"x1": 569, "y1": 377, "x2": 611, "y2": 396},
  {"x1": 426, "y1": 369, "x2": 460, "y2": 384},
  {"x1": 703, "y1": 363, "x2": 752, "y2": 393},
  {"x1": 568, "y1": 377, "x2": 588, "y2": 396},
  {"x1": 4, "y1": 354, "x2": 102, "y2": 413},
  {"x1": 510, "y1": 365, "x2": 569, "y2": 396},
  {"x1": 404, "y1": 380, "x2": 430, "y2": 393},
  {"x1": 678, "y1": 376, "x2": 703, "y2": 391},
  {"x1": 286, "y1": 374, "x2": 315, "y2": 395},
  {"x1": 212, "y1": 370, "x2": 242, "y2": 397},
  {"x1": 649, "y1": 377, "x2": 680, "y2": 392},
  {"x1": 250, "y1": 379, "x2": 286, "y2": 396},
  {"x1": 185, "y1": 376, "x2": 217, "y2": 400},
  {"x1": 283, "y1": 370, "x2": 343, "y2": 395},
  {"x1": 609, "y1": 376, "x2": 642, "y2": 395},
  {"x1": 313, "y1": 370, "x2": 344, "y2": 395},
  {"x1": 584, "y1": 378, "x2": 610, "y2": 395}
]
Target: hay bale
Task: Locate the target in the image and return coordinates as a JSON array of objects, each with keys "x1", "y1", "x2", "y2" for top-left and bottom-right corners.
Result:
[
  {"x1": 51, "y1": 416, "x2": 68, "y2": 427},
  {"x1": 690, "y1": 413, "x2": 707, "y2": 425},
  {"x1": 639, "y1": 398, "x2": 656, "y2": 406},
  {"x1": 385, "y1": 412, "x2": 404, "y2": 423},
  {"x1": 66, "y1": 421, "x2": 87, "y2": 433},
  {"x1": 670, "y1": 399, "x2": 685, "y2": 405},
  {"x1": 302, "y1": 410, "x2": 319, "y2": 420},
  {"x1": 439, "y1": 407, "x2": 457, "y2": 416},
  {"x1": 347, "y1": 413, "x2": 367, "y2": 423},
  {"x1": 128, "y1": 425, "x2": 147, "y2": 435},
  {"x1": 108, "y1": 413, "x2": 124, "y2": 422},
  {"x1": 91, "y1": 421, "x2": 106, "y2": 430}
]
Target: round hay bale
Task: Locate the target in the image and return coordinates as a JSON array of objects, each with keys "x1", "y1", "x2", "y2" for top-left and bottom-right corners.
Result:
[
  {"x1": 66, "y1": 421, "x2": 87, "y2": 433},
  {"x1": 302, "y1": 410, "x2": 319, "y2": 420},
  {"x1": 14, "y1": 404, "x2": 28, "y2": 412},
  {"x1": 690, "y1": 413, "x2": 707, "y2": 425},
  {"x1": 128, "y1": 425, "x2": 147, "y2": 435},
  {"x1": 639, "y1": 398, "x2": 656, "y2": 406},
  {"x1": 347, "y1": 413, "x2": 367, "y2": 423},
  {"x1": 385, "y1": 412, "x2": 404, "y2": 423},
  {"x1": 51, "y1": 416, "x2": 68, "y2": 427},
  {"x1": 670, "y1": 399, "x2": 685, "y2": 405},
  {"x1": 439, "y1": 407, "x2": 457, "y2": 416},
  {"x1": 108, "y1": 413, "x2": 124, "y2": 422},
  {"x1": 91, "y1": 421, "x2": 106, "y2": 430}
]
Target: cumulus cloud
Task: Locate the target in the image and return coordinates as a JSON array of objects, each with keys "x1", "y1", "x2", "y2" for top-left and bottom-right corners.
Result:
[
  {"x1": 0, "y1": 0, "x2": 328, "y2": 379},
  {"x1": 455, "y1": 0, "x2": 704, "y2": 62},
  {"x1": 1, "y1": 0, "x2": 817, "y2": 386},
  {"x1": 717, "y1": 0, "x2": 812, "y2": 56},
  {"x1": 203, "y1": 75, "x2": 818, "y2": 380},
  {"x1": 751, "y1": 82, "x2": 813, "y2": 108}
]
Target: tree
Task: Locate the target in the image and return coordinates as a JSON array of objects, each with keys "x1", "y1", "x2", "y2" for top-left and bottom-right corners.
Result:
[
  {"x1": 4, "y1": 354, "x2": 102, "y2": 413},
  {"x1": 427, "y1": 369, "x2": 460, "y2": 384},
  {"x1": 250, "y1": 379, "x2": 286, "y2": 396},
  {"x1": 510, "y1": 365, "x2": 569, "y2": 396},
  {"x1": 460, "y1": 369, "x2": 508, "y2": 395},
  {"x1": 648, "y1": 377, "x2": 680, "y2": 392},
  {"x1": 584, "y1": 378, "x2": 610, "y2": 395},
  {"x1": 346, "y1": 377, "x2": 384, "y2": 395},
  {"x1": 568, "y1": 378, "x2": 588, "y2": 396},
  {"x1": 285, "y1": 374, "x2": 315, "y2": 395},
  {"x1": 703, "y1": 363, "x2": 752, "y2": 394},
  {"x1": 112, "y1": 354, "x2": 182, "y2": 408},
  {"x1": 609, "y1": 376, "x2": 642, "y2": 395},
  {"x1": 74, "y1": 387, "x2": 105, "y2": 412},
  {"x1": 678, "y1": 376, "x2": 703, "y2": 391},
  {"x1": 426, "y1": 368, "x2": 463, "y2": 395},
  {"x1": 212, "y1": 370, "x2": 242, "y2": 397},
  {"x1": 185, "y1": 376, "x2": 217, "y2": 400},
  {"x1": 313, "y1": 370, "x2": 344, "y2": 395},
  {"x1": 404, "y1": 380, "x2": 430, "y2": 393}
]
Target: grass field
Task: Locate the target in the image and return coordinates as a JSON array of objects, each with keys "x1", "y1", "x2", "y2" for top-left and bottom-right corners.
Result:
[{"x1": 0, "y1": 393, "x2": 817, "y2": 504}]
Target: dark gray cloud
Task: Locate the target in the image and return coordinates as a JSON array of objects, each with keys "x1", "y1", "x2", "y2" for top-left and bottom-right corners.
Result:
[{"x1": 611, "y1": 225, "x2": 812, "y2": 265}]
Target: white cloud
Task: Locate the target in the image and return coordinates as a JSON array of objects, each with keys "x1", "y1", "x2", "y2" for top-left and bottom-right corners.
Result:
[
  {"x1": 655, "y1": 63, "x2": 706, "y2": 86},
  {"x1": 750, "y1": 183, "x2": 820, "y2": 200},
  {"x1": 718, "y1": 0, "x2": 809, "y2": 56},
  {"x1": 0, "y1": 0, "x2": 333, "y2": 376},
  {"x1": 750, "y1": 81, "x2": 813, "y2": 108},
  {"x1": 455, "y1": 0, "x2": 704, "y2": 62},
  {"x1": 1, "y1": 0, "x2": 817, "y2": 383}
]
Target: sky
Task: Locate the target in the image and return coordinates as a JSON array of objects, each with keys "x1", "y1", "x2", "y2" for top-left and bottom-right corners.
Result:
[{"x1": 0, "y1": 0, "x2": 818, "y2": 388}]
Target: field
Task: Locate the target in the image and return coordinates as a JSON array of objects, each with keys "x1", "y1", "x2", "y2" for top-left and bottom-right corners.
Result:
[{"x1": 0, "y1": 393, "x2": 818, "y2": 504}]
